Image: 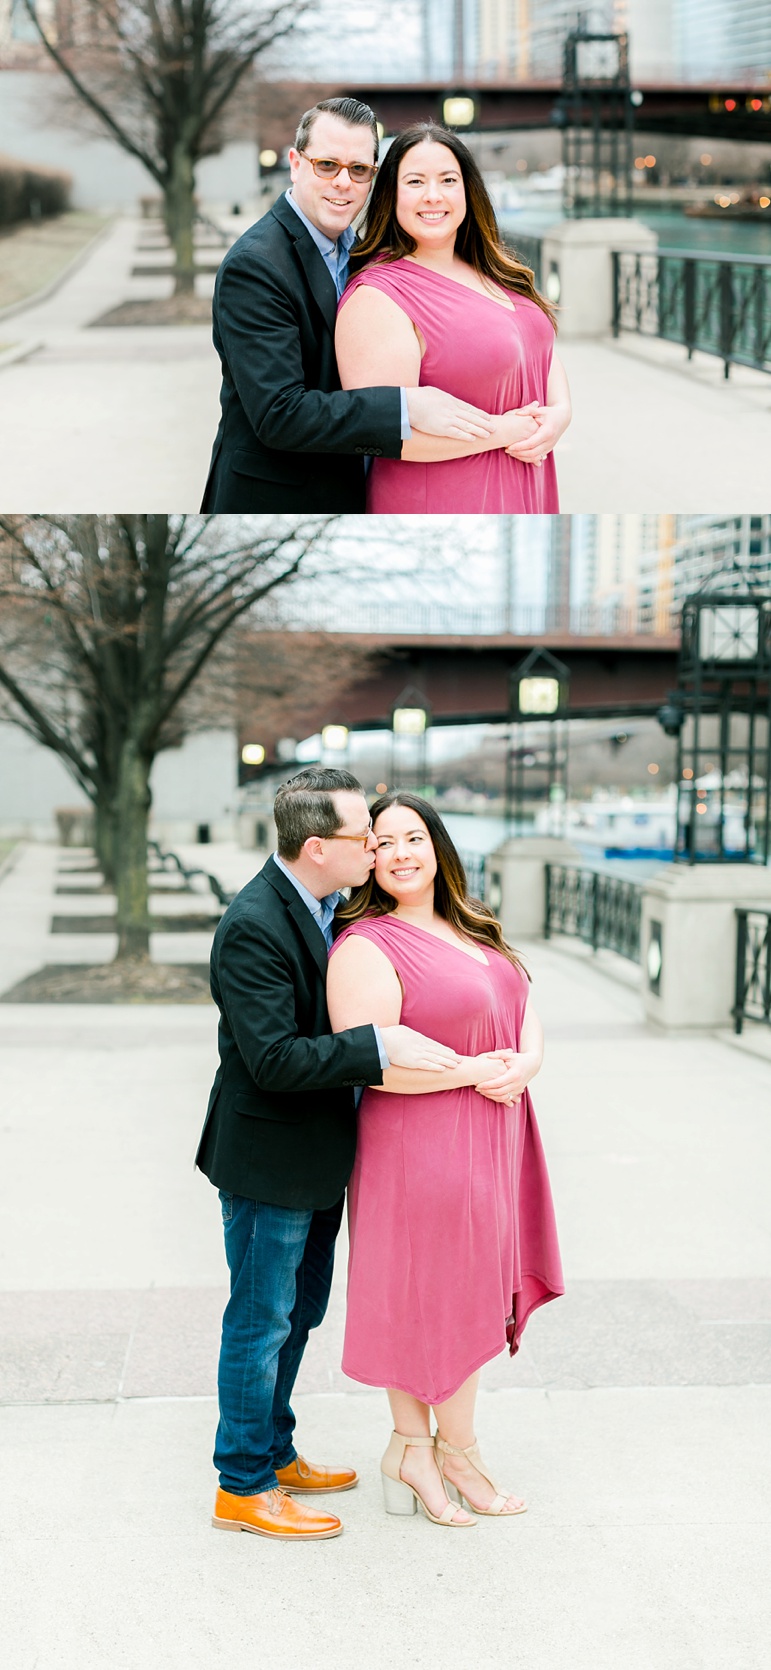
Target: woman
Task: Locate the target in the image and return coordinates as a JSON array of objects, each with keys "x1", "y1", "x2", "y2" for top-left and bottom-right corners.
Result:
[
  {"x1": 335, "y1": 124, "x2": 571, "y2": 513},
  {"x1": 327, "y1": 794, "x2": 564, "y2": 1528}
]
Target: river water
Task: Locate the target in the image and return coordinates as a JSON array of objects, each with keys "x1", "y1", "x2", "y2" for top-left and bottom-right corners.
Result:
[
  {"x1": 501, "y1": 201, "x2": 771, "y2": 259},
  {"x1": 442, "y1": 812, "x2": 671, "y2": 881}
]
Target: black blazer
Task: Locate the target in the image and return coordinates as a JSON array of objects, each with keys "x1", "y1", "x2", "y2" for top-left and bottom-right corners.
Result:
[
  {"x1": 201, "y1": 194, "x2": 403, "y2": 512},
  {"x1": 195, "y1": 856, "x2": 383, "y2": 1210}
]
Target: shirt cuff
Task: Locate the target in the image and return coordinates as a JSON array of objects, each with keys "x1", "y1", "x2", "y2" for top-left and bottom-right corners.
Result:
[
  {"x1": 399, "y1": 387, "x2": 412, "y2": 440},
  {"x1": 373, "y1": 1024, "x2": 390, "y2": 1070}
]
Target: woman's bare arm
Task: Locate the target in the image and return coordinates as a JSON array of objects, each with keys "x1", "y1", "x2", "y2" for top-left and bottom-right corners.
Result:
[
  {"x1": 336, "y1": 287, "x2": 539, "y2": 463},
  {"x1": 327, "y1": 935, "x2": 513, "y2": 1094}
]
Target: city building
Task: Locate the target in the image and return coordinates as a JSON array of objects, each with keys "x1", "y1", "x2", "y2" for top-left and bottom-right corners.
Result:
[
  {"x1": 573, "y1": 513, "x2": 771, "y2": 630},
  {"x1": 0, "y1": 0, "x2": 53, "y2": 64},
  {"x1": 669, "y1": 516, "x2": 771, "y2": 598},
  {"x1": 518, "y1": 1, "x2": 676, "y2": 84},
  {"x1": 674, "y1": 0, "x2": 771, "y2": 83}
]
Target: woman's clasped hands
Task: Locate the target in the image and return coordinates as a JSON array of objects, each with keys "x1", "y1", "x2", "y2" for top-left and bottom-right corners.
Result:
[
  {"x1": 490, "y1": 399, "x2": 571, "y2": 468},
  {"x1": 504, "y1": 400, "x2": 572, "y2": 467},
  {"x1": 471, "y1": 1047, "x2": 542, "y2": 1107}
]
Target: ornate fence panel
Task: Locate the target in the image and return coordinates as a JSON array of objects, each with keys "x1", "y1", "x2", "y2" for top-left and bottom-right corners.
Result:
[
  {"x1": 460, "y1": 850, "x2": 486, "y2": 903},
  {"x1": 507, "y1": 233, "x2": 543, "y2": 289},
  {"x1": 734, "y1": 909, "x2": 771, "y2": 1033},
  {"x1": 544, "y1": 863, "x2": 642, "y2": 964},
  {"x1": 612, "y1": 248, "x2": 771, "y2": 378}
]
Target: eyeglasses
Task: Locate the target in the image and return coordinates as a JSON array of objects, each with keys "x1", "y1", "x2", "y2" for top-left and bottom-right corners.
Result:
[
  {"x1": 325, "y1": 824, "x2": 375, "y2": 845},
  {"x1": 299, "y1": 154, "x2": 378, "y2": 184}
]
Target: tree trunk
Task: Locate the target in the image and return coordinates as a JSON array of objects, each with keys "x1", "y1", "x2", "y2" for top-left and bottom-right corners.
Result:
[
  {"x1": 164, "y1": 143, "x2": 196, "y2": 295},
  {"x1": 114, "y1": 740, "x2": 152, "y2": 960},
  {"x1": 94, "y1": 789, "x2": 118, "y2": 888}
]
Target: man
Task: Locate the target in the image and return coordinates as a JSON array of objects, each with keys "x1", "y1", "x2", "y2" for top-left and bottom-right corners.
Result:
[
  {"x1": 201, "y1": 96, "x2": 493, "y2": 512},
  {"x1": 196, "y1": 768, "x2": 459, "y2": 1540}
]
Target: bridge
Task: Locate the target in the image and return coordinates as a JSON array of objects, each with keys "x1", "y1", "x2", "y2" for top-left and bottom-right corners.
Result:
[
  {"x1": 242, "y1": 611, "x2": 682, "y2": 764},
  {"x1": 260, "y1": 81, "x2": 771, "y2": 151}
]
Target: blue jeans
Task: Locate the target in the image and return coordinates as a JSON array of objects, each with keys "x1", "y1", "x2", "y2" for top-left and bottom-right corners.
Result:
[{"x1": 214, "y1": 1190, "x2": 343, "y2": 1496}]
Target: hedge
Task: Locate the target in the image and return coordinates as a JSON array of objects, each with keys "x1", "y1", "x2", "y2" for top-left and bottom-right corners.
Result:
[{"x1": 0, "y1": 154, "x2": 72, "y2": 227}]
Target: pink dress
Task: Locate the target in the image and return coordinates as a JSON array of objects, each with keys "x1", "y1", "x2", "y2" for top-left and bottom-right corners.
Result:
[
  {"x1": 330, "y1": 916, "x2": 564, "y2": 1404},
  {"x1": 338, "y1": 258, "x2": 559, "y2": 513}
]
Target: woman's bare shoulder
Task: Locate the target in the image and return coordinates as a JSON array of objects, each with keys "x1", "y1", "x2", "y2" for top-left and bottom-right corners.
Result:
[{"x1": 331, "y1": 916, "x2": 398, "y2": 953}]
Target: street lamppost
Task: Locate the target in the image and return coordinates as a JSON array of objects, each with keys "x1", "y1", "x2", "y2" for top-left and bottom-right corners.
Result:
[
  {"x1": 559, "y1": 23, "x2": 634, "y2": 218},
  {"x1": 239, "y1": 741, "x2": 266, "y2": 787},
  {"x1": 660, "y1": 590, "x2": 771, "y2": 864},
  {"x1": 391, "y1": 687, "x2": 431, "y2": 792},
  {"x1": 321, "y1": 723, "x2": 350, "y2": 766},
  {"x1": 508, "y1": 648, "x2": 571, "y2": 834}
]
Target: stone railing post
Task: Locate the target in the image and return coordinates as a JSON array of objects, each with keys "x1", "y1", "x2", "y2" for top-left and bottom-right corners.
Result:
[
  {"x1": 640, "y1": 864, "x2": 771, "y2": 1029},
  {"x1": 539, "y1": 218, "x2": 658, "y2": 339},
  {"x1": 485, "y1": 836, "x2": 581, "y2": 941}
]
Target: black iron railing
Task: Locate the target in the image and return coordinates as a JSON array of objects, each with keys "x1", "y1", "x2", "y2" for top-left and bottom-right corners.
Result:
[
  {"x1": 148, "y1": 839, "x2": 234, "y2": 907},
  {"x1": 544, "y1": 863, "x2": 642, "y2": 964},
  {"x1": 460, "y1": 850, "x2": 486, "y2": 902},
  {"x1": 612, "y1": 247, "x2": 771, "y2": 378},
  {"x1": 734, "y1": 908, "x2": 771, "y2": 1033},
  {"x1": 509, "y1": 232, "x2": 543, "y2": 289}
]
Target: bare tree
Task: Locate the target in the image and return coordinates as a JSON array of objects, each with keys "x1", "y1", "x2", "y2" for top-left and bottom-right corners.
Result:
[
  {"x1": 22, "y1": 0, "x2": 312, "y2": 292},
  {"x1": 0, "y1": 513, "x2": 339, "y2": 958}
]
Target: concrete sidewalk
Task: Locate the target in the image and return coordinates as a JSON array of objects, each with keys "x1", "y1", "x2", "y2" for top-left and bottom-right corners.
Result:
[
  {"x1": 1, "y1": 215, "x2": 770, "y2": 512},
  {"x1": 0, "y1": 217, "x2": 221, "y2": 510},
  {"x1": 1, "y1": 841, "x2": 770, "y2": 1668}
]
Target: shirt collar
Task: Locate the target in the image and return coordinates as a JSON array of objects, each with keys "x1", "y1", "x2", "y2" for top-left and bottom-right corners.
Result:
[
  {"x1": 285, "y1": 189, "x2": 357, "y2": 259},
  {"x1": 272, "y1": 851, "x2": 341, "y2": 920}
]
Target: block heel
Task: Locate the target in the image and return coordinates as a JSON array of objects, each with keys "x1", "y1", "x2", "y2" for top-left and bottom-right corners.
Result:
[
  {"x1": 380, "y1": 1430, "x2": 476, "y2": 1528},
  {"x1": 381, "y1": 1471, "x2": 418, "y2": 1515}
]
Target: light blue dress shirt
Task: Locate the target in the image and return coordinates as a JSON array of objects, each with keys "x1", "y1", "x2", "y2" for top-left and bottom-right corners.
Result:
[
  {"x1": 272, "y1": 853, "x2": 389, "y2": 1072},
  {"x1": 285, "y1": 190, "x2": 411, "y2": 439}
]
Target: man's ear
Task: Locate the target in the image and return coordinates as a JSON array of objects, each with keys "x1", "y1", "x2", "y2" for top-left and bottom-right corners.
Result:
[{"x1": 303, "y1": 836, "x2": 325, "y2": 867}]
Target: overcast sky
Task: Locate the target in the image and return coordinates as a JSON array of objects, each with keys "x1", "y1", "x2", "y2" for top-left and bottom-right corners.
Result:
[
  {"x1": 270, "y1": 1, "x2": 427, "y2": 80},
  {"x1": 270, "y1": 516, "x2": 550, "y2": 623}
]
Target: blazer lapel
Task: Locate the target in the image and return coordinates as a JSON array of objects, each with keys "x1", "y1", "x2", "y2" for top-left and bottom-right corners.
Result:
[
  {"x1": 264, "y1": 857, "x2": 330, "y2": 984},
  {"x1": 271, "y1": 194, "x2": 338, "y2": 342}
]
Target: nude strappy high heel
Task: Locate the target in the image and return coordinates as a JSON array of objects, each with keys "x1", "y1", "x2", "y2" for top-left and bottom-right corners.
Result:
[
  {"x1": 435, "y1": 1435, "x2": 527, "y2": 1516},
  {"x1": 381, "y1": 1431, "x2": 476, "y2": 1527}
]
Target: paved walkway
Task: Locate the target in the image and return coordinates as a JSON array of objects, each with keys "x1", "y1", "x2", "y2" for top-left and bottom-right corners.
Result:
[
  {"x1": 1, "y1": 843, "x2": 770, "y2": 1668},
  {"x1": 0, "y1": 216, "x2": 769, "y2": 512}
]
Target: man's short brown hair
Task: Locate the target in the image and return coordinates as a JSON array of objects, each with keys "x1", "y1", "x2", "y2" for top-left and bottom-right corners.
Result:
[
  {"x1": 295, "y1": 97, "x2": 379, "y2": 161},
  {"x1": 274, "y1": 767, "x2": 365, "y2": 860}
]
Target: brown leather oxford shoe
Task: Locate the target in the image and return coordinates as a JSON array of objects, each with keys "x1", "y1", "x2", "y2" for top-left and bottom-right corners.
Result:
[
  {"x1": 212, "y1": 1486, "x2": 343, "y2": 1539},
  {"x1": 275, "y1": 1454, "x2": 358, "y2": 1493}
]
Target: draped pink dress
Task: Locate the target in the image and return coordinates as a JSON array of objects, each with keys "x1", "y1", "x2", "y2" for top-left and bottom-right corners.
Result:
[
  {"x1": 329, "y1": 916, "x2": 564, "y2": 1404},
  {"x1": 337, "y1": 258, "x2": 559, "y2": 513}
]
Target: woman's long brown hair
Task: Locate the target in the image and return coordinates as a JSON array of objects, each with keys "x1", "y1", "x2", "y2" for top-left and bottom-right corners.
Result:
[
  {"x1": 353, "y1": 123, "x2": 556, "y2": 330},
  {"x1": 335, "y1": 792, "x2": 529, "y2": 978}
]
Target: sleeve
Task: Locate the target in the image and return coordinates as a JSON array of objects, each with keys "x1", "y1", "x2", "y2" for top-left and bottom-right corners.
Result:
[
  {"x1": 373, "y1": 1024, "x2": 391, "y2": 1068},
  {"x1": 216, "y1": 913, "x2": 384, "y2": 1099},
  {"x1": 214, "y1": 251, "x2": 403, "y2": 459}
]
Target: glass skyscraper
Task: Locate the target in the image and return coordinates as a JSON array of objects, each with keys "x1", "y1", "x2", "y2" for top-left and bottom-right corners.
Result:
[{"x1": 675, "y1": 0, "x2": 771, "y2": 79}]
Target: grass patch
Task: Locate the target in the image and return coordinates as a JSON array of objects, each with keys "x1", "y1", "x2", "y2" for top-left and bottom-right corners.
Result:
[
  {"x1": 1, "y1": 961, "x2": 212, "y2": 1004},
  {"x1": 90, "y1": 293, "x2": 212, "y2": 327},
  {"x1": 0, "y1": 211, "x2": 110, "y2": 311}
]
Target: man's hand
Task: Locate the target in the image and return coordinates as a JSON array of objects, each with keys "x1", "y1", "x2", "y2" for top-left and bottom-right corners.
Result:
[
  {"x1": 380, "y1": 1025, "x2": 461, "y2": 1072},
  {"x1": 406, "y1": 386, "x2": 496, "y2": 440},
  {"x1": 475, "y1": 1050, "x2": 542, "y2": 1105}
]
